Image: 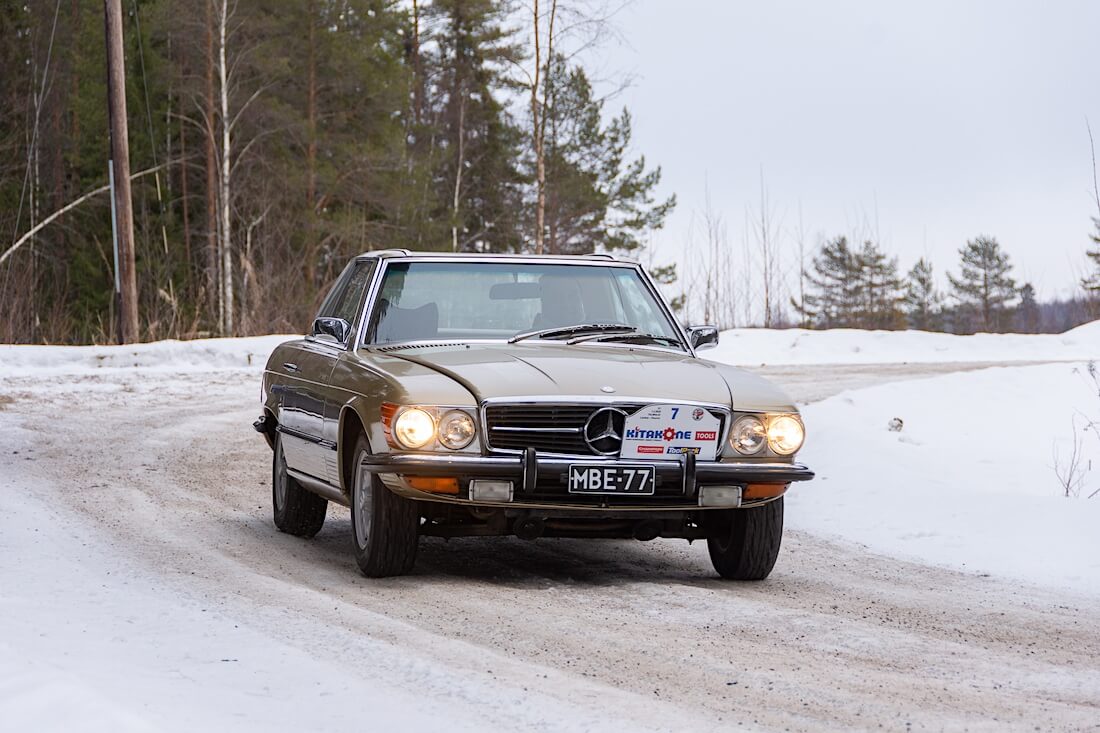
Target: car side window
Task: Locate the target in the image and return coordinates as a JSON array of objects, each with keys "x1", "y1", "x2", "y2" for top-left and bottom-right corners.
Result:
[{"x1": 315, "y1": 261, "x2": 375, "y2": 341}]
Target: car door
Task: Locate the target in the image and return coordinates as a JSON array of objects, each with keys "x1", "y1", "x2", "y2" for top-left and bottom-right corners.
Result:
[
  {"x1": 280, "y1": 260, "x2": 374, "y2": 482},
  {"x1": 314, "y1": 259, "x2": 378, "y2": 484},
  {"x1": 277, "y1": 339, "x2": 338, "y2": 479}
]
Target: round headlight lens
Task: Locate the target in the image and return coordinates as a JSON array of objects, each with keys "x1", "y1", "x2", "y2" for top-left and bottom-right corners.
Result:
[
  {"x1": 767, "y1": 415, "x2": 805, "y2": 455},
  {"x1": 438, "y1": 410, "x2": 476, "y2": 450},
  {"x1": 394, "y1": 407, "x2": 435, "y2": 449},
  {"x1": 730, "y1": 415, "x2": 766, "y2": 455}
]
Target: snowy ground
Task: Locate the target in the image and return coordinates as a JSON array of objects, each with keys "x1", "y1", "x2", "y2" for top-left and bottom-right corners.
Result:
[
  {"x1": 2, "y1": 327, "x2": 1099, "y2": 730},
  {"x1": 793, "y1": 362, "x2": 1100, "y2": 594},
  {"x1": 712, "y1": 320, "x2": 1100, "y2": 366}
]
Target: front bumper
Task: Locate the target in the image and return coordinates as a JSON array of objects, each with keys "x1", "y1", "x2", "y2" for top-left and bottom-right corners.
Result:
[{"x1": 361, "y1": 450, "x2": 814, "y2": 511}]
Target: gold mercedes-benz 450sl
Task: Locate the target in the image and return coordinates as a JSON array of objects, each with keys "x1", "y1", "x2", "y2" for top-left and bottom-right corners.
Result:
[{"x1": 255, "y1": 250, "x2": 813, "y2": 578}]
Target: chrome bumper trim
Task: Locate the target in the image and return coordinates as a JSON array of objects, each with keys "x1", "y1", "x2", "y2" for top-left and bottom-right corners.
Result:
[{"x1": 359, "y1": 452, "x2": 814, "y2": 484}]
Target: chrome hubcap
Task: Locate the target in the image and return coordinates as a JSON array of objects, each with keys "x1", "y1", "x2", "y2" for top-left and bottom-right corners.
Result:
[{"x1": 354, "y1": 456, "x2": 373, "y2": 551}]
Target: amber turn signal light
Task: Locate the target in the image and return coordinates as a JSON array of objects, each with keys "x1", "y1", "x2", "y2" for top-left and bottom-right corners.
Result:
[
  {"x1": 405, "y1": 476, "x2": 459, "y2": 494},
  {"x1": 742, "y1": 483, "x2": 789, "y2": 500}
]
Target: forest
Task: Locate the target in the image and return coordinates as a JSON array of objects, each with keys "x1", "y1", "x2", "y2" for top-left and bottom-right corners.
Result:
[
  {"x1": 2, "y1": 1, "x2": 1098, "y2": 344},
  {"x1": 1, "y1": 0, "x2": 674, "y2": 343}
]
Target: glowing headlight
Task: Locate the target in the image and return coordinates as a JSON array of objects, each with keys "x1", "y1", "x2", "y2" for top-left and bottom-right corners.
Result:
[
  {"x1": 767, "y1": 415, "x2": 804, "y2": 455},
  {"x1": 393, "y1": 407, "x2": 435, "y2": 449},
  {"x1": 730, "y1": 415, "x2": 767, "y2": 455},
  {"x1": 438, "y1": 410, "x2": 476, "y2": 450}
]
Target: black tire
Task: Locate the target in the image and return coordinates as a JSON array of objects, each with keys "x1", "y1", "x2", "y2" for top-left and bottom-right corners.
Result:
[
  {"x1": 706, "y1": 498, "x2": 784, "y2": 580},
  {"x1": 272, "y1": 433, "x2": 328, "y2": 538},
  {"x1": 350, "y1": 433, "x2": 419, "y2": 577}
]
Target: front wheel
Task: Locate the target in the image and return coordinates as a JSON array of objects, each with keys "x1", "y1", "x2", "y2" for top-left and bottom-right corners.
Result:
[
  {"x1": 706, "y1": 498, "x2": 784, "y2": 580},
  {"x1": 350, "y1": 434, "x2": 419, "y2": 577},
  {"x1": 272, "y1": 433, "x2": 328, "y2": 538}
]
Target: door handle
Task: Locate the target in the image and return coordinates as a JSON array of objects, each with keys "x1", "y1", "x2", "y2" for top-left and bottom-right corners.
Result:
[{"x1": 282, "y1": 362, "x2": 300, "y2": 373}]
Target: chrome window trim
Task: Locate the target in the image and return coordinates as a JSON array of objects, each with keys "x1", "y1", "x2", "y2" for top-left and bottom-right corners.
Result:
[
  {"x1": 303, "y1": 334, "x2": 346, "y2": 351},
  {"x1": 479, "y1": 397, "x2": 732, "y2": 459},
  {"x1": 354, "y1": 255, "x2": 389, "y2": 351},
  {"x1": 301, "y1": 258, "x2": 379, "y2": 353},
  {"x1": 355, "y1": 256, "x2": 692, "y2": 354}
]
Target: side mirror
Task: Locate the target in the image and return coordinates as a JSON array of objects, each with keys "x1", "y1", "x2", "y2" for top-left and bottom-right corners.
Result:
[
  {"x1": 312, "y1": 317, "x2": 351, "y2": 344},
  {"x1": 686, "y1": 325, "x2": 719, "y2": 350}
]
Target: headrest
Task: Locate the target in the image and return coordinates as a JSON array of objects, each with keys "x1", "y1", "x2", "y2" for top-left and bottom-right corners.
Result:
[{"x1": 375, "y1": 299, "x2": 439, "y2": 342}]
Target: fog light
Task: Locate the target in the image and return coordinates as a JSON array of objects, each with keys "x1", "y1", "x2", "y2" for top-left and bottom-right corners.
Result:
[
  {"x1": 470, "y1": 480, "x2": 513, "y2": 502},
  {"x1": 699, "y1": 486, "x2": 742, "y2": 507}
]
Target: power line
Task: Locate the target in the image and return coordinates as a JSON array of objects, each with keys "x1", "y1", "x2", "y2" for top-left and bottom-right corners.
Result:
[{"x1": 11, "y1": 0, "x2": 63, "y2": 242}]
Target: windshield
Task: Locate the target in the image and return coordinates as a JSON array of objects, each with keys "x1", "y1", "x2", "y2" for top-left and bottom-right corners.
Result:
[{"x1": 367, "y1": 261, "x2": 682, "y2": 348}]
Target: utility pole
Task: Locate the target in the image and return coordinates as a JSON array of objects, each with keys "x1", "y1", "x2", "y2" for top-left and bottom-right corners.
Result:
[{"x1": 104, "y1": 0, "x2": 139, "y2": 343}]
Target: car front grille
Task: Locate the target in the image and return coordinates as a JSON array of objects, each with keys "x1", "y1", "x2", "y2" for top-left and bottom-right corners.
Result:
[{"x1": 483, "y1": 402, "x2": 646, "y2": 456}]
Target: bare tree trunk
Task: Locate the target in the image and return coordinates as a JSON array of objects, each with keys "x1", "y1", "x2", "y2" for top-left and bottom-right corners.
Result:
[
  {"x1": 179, "y1": 96, "x2": 192, "y2": 287},
  {"x1": 411, "y1": 0, "x2": 424, "y2": 127},
  {"x1": 451, "y1": 93, "x2": 465, "y2": 252},
  {"x1": 204, "y1": 0, "x2": 219, "y2": 325},
  {"x1": 304, "y1": 0, "x2": 318, "y2": 286},
  {"x1": 530, "y1": 0, "x2": 557, "y2": 255},
  {"x1": 531, "y1": 0, "x2": 542, "y2": 254},
  {"x1": 30, "y1": 53, "x2": 40, "y2": 338},
  {"x1": 217, "y1": 0, "x2": 233, "y2": 335},
  {"x1": 307, "y1": 0, "x2": 316, "y2": 210},
  {"x1": 240, "y1": 210, "x2": 265, "y2": 336},
  {"x1": 754, "y1": 170, "x2": 781, "y2": 328},
  {"x1": 794, "y1": 203, "x2": 807, "y2": 327}
]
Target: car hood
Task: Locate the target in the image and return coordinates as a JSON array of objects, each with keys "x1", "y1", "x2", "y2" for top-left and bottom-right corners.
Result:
[{"x1": 377, "y1": 343, "x2": 796, "y2": 412}]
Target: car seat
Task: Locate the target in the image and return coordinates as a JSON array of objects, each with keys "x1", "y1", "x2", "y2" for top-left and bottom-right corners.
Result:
[
  {"x1": 532, "y1": 276, "x2": 585, "y2": 329},
  {"x1": 375, "y1": 299, "x2": 439, "y2": 342}
]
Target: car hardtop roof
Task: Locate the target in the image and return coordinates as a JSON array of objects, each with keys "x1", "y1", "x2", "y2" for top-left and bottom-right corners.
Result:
[{"x1": 353, "y1": 249, "x2": 631, "y2": 265}]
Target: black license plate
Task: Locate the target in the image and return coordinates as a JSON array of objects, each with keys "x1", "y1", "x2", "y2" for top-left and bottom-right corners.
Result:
[{"x1": 567, "y1": 464, "x2": 656, "y2": 495}]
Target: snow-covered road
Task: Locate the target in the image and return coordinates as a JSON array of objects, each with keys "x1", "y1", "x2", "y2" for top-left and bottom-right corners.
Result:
[{"x1": 3, "y1": 342, "x2": 1099, "y2": 731}]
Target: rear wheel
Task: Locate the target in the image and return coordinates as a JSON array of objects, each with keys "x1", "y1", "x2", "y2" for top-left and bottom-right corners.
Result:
[
  {"x1": 272, "y1": 433, "x2": 328, "y2": 537},
  {"x1": 350, "y1": 434, "x2": 419, "y2": 577},
  {"x1": 706, "y1": 498, "x2": 784, "y2": 580}
]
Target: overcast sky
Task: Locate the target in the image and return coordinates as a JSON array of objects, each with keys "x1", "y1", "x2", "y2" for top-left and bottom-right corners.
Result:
[{"x1": 600, "y1": 0, "x2": 1100, "y2": 299}]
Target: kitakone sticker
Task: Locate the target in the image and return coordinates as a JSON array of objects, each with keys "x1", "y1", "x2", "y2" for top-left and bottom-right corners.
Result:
[{"x1": 620, "y1": 404, "x2": 722, "y2": 461}]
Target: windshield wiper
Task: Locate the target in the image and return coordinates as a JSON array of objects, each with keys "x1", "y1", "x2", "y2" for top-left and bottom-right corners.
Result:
[
  {"x1": 508, "y1": 323, "x2": 635, "y2": 344},
  {"x1": 571, "y1": 331, "x2": 685, "y2": 348}
]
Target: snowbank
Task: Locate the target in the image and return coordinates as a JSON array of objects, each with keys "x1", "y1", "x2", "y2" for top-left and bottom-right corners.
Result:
[
  {"x1": 0, "y1": 335, "x2": 292, "y2": 376},
  {"x1": 711, "y1": 320, "x2": 1100, "y2": 366},
  {"x1": 791, "y1": 362, "x2": 1100, "y2": 595},
  {"x1": 3, "y1": 319, "x2": 1097, "y2": 374}
]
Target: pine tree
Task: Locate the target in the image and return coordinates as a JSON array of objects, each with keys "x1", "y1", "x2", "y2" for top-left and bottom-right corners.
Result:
[
  {"x1": 903, "y1": 257, "x2": 942, "y2": 331},
  {"x1": 649, "y1": 263, "x2": 684, "y2": 312},
  {"x1": 428, "y1": 0, "x2": 525, "y2": 253},
  {"x1": 947, "y1": 236, "x2": 1017, "y2": 333},
  {"x1": 795, "y1": 236, "x2": 861, "y2": 328},
  {"x1": 1083, "y1": 217, "x2": 1100, "y2": 300},
  {"x1": 540, "y1": 54, "x2": 674, "y2": 254},
  {"x1": 1015, "y1": 282, "x2": 1040, "y2": 333},
  {"x1": 855, "y1": 240, "x2": 903, "y2": 329},
  {"x1": 795, "y1": 237, "x2": 903, "y2": 329}
]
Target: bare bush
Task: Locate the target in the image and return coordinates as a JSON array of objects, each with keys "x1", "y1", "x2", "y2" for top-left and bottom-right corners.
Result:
[
  {"x1": 1054, "y1": 361, "x2": 1100, "y2": 499},
  {"x1": 1053, "y1": 418, "x2": 1086, "y2": 498}
]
